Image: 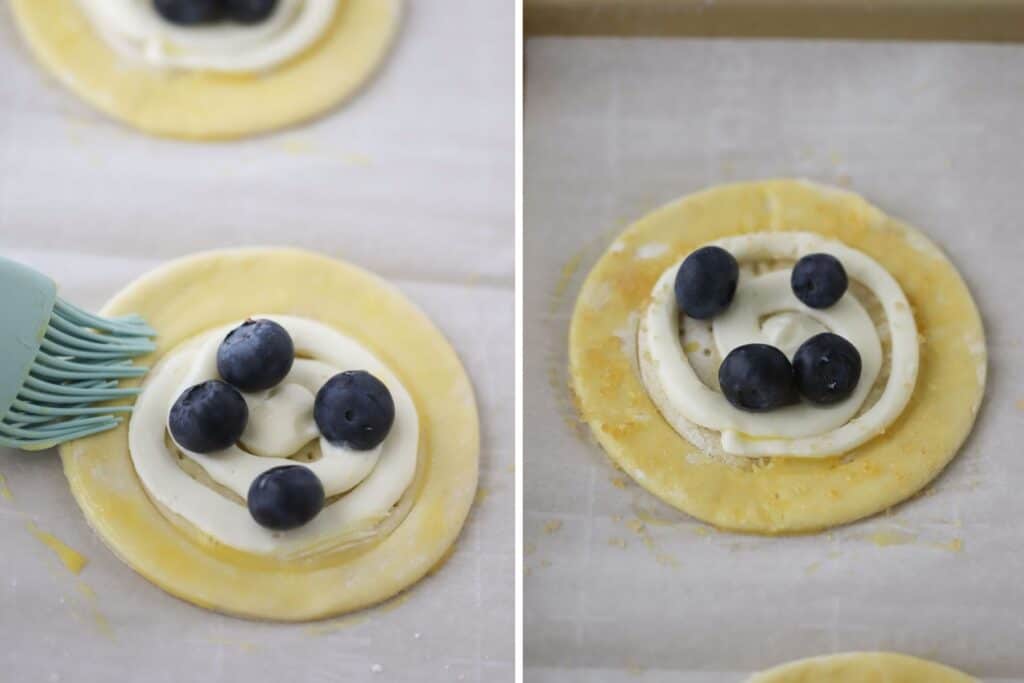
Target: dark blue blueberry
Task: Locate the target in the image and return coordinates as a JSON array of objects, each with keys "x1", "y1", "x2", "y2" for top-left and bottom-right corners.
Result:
[
  {"x1": 247, "y1": 465, "x2": 325, "y2": 531},
  {"x1": 791, "y1": 253, "x2": 848, "y2": 309},
  {"x1": 674, "y1": 246, "x2": 739, "y2": 320},
  {"x1": 153, "y1": 0, "x2": 223, "y2": 25},
  {"x1": 169, "y1": 380, "x2": 248, "y2": 453},
  {"x1": 216, "y1": 319, "x2": 294, "y2": 392},
  {"x1": 793, "y1": 333, "x2": 862, "y2": 405},
  {"x1": 718, "y1": 344, "x2": 797, "y2": 412},
  {"x1": 224, "y1": 0, "x2": 278, "y2": 23},
  {"x1": 314, "y1": 371, "x2": 395, "y2": 450}
]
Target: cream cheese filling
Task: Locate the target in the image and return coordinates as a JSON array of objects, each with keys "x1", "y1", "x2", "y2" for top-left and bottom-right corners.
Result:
[
  {"x1": 76, "y1": 0, "x2": 338, "y2": 72},
  {"x1": 638, "y1": 232, "x2": 919, "y2": 458},
  {"x1": 128, "y1": 315, "x2": 419, "y2": 557}
]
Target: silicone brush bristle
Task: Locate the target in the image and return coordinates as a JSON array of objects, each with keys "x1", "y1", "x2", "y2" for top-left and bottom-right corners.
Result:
[{"x1": 0, "y1": 298, "x2": 155, "y2": 450}]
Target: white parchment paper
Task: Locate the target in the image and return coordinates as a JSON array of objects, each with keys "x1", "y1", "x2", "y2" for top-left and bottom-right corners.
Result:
[
  {"x1": 0, "y1": 3, "x2": 513, "y2": 681},
  {"x1": 525, "y1": 37, "x2": 1024, "y2": 683}
]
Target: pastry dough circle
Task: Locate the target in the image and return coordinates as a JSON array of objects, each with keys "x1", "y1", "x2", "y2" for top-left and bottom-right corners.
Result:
[
  {"x1": 10, "y1": 0, "x2": 399, "y2": 140},
  {"x1": 58, "y1": 248, "x2": 479, "y2": 621},
  {"x1": 748, "y1": 652, "x2": 976, "y2": 682},
  {"x1": 569, "y1": 180, "x2": 986, "y2": 534}
]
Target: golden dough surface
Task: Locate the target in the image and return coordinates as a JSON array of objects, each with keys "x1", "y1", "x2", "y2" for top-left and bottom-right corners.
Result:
[
  {"x1": 59, "y1": 247, "x2": 479, "y2": 621},
  {"x1": 10, "y1": 0, "x2": 399, "y2": 140},
  {"x1": 569, "y1": 179, "x2": 985, "y2": 534},
  {"x1": 748, "y1": 652, "x2": 976, "y2": 682}
]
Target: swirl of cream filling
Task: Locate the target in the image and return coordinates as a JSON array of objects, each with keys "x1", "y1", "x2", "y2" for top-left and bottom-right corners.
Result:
[
  {"x1": 76, "y1": 0, "x2": 338, "y2": 72},
  {"x1": 128, "y1": 315, "x2": 419, "y2": 557},
  {"x1": 638, "y1": 232, "x2": 919, "y2": 458}
]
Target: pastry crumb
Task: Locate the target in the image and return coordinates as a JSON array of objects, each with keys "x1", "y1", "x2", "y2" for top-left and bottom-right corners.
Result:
[
  {"x1": 654, "y1": 552, "x2": 679, "y2": 568},
  {"x1": 932, "y1": 538, "x2": 964, "y2": 553},
  {"x1": 626, "y1": 659, "x2": 645, "y2": 675},
  {"x1": 473, "y1": 487, "x2": 490, "y2": 506},
  {"x1": 867, "y1": 530, "x2": 916, "y2": 547}
]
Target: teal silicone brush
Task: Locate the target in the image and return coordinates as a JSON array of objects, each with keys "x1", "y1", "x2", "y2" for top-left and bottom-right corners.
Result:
[{"x1": 0, "y1": 256, "x2": 156, "y2": 451}]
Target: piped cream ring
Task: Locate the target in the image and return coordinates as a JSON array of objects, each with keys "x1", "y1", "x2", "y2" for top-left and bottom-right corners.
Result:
[
  {"x1": 130, "y1": 315, "x2": 420, "y2": 558},
  {"x1": 639, "y1": 231, "x2": 916, "y2": 457},
  {"x1": 76, "y1": 0, "x2": 327, "y2": 72}
]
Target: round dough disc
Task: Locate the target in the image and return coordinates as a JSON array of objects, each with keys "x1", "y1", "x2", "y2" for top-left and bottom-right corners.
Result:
[
  {"x1": 59, "y1": 248, "x2": 479, "y2": 621},
  {"x1": 748, "y1": 652, "x2": 976, "y2": 682},
  {"x1": 11, "y1": 0, "x2": 399, "y2": 140},
  {"x1": 569, "y1": 179, "x2": 986, "y2": 534}
]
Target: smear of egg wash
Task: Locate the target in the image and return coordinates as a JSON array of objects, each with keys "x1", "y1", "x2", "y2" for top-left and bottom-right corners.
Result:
[{"x1": 26, "y1": 521, "x2": 88, "y2": 574}]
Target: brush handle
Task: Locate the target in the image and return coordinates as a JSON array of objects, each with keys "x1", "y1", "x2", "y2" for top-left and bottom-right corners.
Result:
[{"x1": 0, "y1": 256, "x2": 57, "y2": 421}]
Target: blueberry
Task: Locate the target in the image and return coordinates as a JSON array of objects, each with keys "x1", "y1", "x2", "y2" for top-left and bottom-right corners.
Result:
[
  {"x1": 216, "y1": 319, "x2": 294, "y2": 392},
  {"x1": 169, "y1": 380, "x2": 248, "y2": 453},
  {"x1": 153, "y1": 0, "x2": 223, "y2": 25},
  {"x1": 224, "y1": 0, "x2": 278, "y2": 23},
  {"x1": 791, "y1": 253, "x2": 848, "y2": 309},
  {"x1": 674, "y1": 246, "x2": 739, "y2": 320},
  {"x1": 247, "y1": 465, "x2": 325, "y2": 531},
  {"x1": 793, "y1": 333, "x2": 862, "y2": 405},
  {"x1": 314, "y1": 371, "x2": 395, "y2": 450},
  {"x1": 718, "y1": 344, "x2": 797, "y2": 411}
]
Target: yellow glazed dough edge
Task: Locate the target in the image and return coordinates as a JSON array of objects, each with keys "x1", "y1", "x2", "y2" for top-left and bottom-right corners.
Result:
[
  {"x1": 59, "y1": 247, "x2": 480, "y2": 621},
  {"x1": 569, "y1": 179, "x2": 986, "y2": 534},
  {"x1": 748, "y1": 651, "x2": 977, "y2": 682},
  {"x1": 10, "y1": 0, "x2": 399, "y2": 140}
]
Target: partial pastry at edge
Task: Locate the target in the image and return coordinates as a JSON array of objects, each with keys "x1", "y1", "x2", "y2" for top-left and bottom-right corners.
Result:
[
  {"x1": 569, "y1": 179, "x2": 985, "y2": 534},
  {"x1": 747, "y1": 652, "x2": 977, "y2": 682},
  {"x1": 11, "y1": 0, "x2": 400, "y2": 139}
]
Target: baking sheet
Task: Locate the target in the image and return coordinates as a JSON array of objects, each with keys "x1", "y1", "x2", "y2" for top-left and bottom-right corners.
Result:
[
  {"x1": 524, "y1": 0, "x2": 1024, "y2": 42},
  {"x1": 0, "y1": 3, "x2": 513, "y2": 681},
  {"x1": 524, "y1": 37, "x2": 1024, "y2": 682}
]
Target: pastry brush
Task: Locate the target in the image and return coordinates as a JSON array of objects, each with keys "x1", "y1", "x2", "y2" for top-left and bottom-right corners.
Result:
[{"x1": 0, "y1": 256, "x2": 156, "y2": 451}]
